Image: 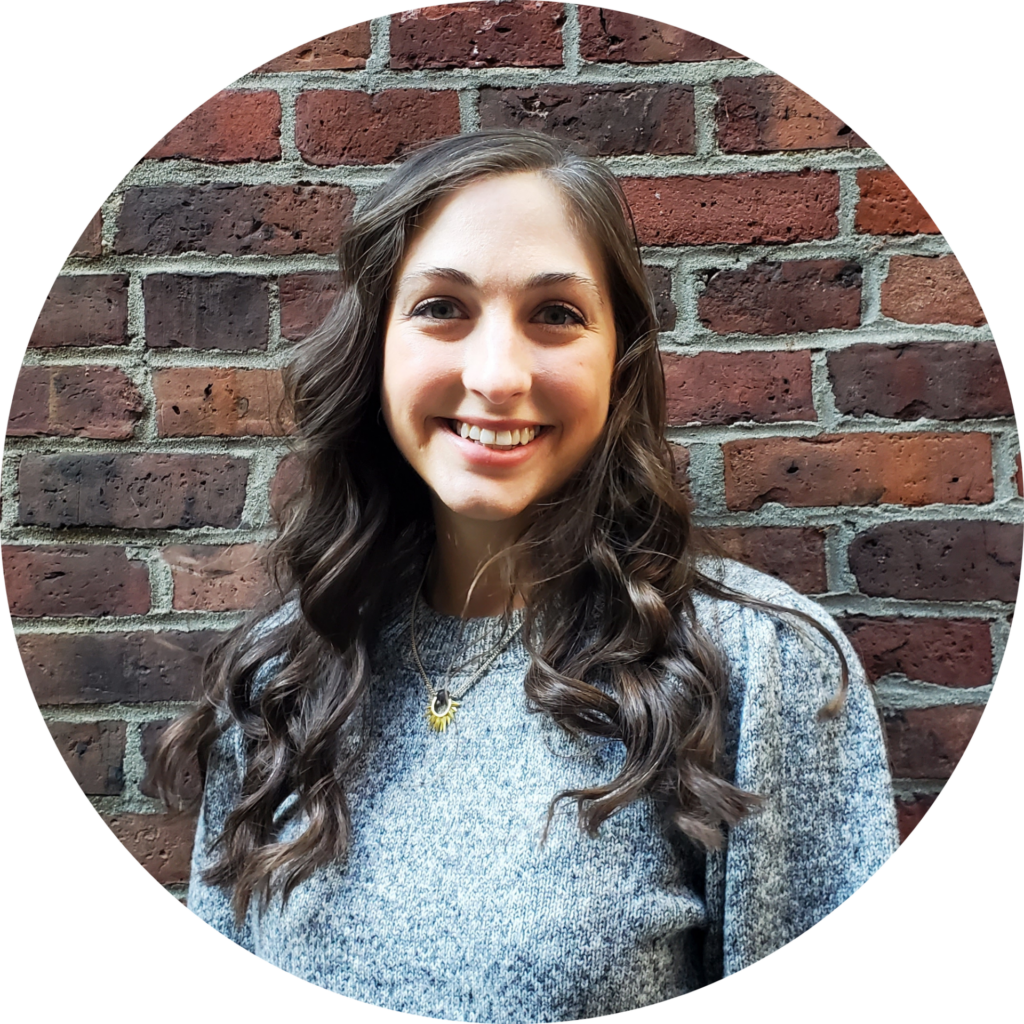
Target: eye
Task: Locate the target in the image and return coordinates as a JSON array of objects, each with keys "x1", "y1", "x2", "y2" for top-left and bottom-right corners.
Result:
[
  {"x1": 533, "y1": 304, "x2": 586, "y2": 327},
  {"x1": 411, "y1": 299, "x2": 464, "y2": 320}
]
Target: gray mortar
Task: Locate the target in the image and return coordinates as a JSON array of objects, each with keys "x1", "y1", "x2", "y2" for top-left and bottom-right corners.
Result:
[
  {"x1": 459, "y1": 88, "x2": 482, "y2": 133},
  {"x1": 561, "y1": 2, "x2": 583, "y2": 76},
  {"x1": 824, "y1": 520, "x2": 858, "y2": 595},
  {"x1": 810, "y1": 350, "x2": 841, "y2": 430},
  {"x1": 872, "y1": 677, "x2": 992, "y2": 711},
  {"x1": 683, "y1": 441, "x2": 726, "y2": 514},
  {"x1": 123, "y1": 543, "x2": 175, "y2": 615},
  {"x1": 12, "y1": 609, "x2": 248, "y2": 635},
  {"x1": 991, "y1": 425, "x2": 1020, "y2": 503},
  {"x1": 367, "y1": 16, "x2": 392, "y2": 75},
  {"x1": 990, "y1": 617, "x2": 1012, "y2": 680},
  {"x1": 891, "y1": 779, "x2": 945, "y2": 800},
  {"x1": 242, "y1": 440, "x2": 293, "y2": 530},
  {"x1": 836, "y1": 167, "x2": 860, "y2": 239},
  {"x1": 267, "y1": 278, "x2": 286, "y2": 353},
  {"x1": 691, "y1": 83, "x2": 719, "y2": 159},
  {"x1": 275, "y1": 81, "x2": 302, "y2": 164}
]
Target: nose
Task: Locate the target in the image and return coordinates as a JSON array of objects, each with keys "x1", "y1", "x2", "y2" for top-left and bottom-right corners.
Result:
[{"x1": 460, "y1": 311, "x2": 533, "y2": 406}]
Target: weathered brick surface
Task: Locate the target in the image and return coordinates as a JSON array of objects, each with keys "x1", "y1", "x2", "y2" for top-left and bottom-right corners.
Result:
[
  {"x1": 884, "y1": 706, "x2": 983, "y2": 779},
  {"x1": 478, "y1": 84, "x2": 695, "y2": 155},
  {"x1": 724, "y1": 433, "x2": 992, "y2": 510},
  {"x1": 7, "y1": 366, "x2": 144, "y2": 439},
  {"x1": 856, "y1": 168, "x2": 939, "y2": 236},
  {"x1": 716, "y1": 76, "x2": 865, "y2": 152},
  {"x1": 144, "y1": 273, "x2": 270, "y2": 351},
  {"x1": 621, "y1": 172, "x2": 839, "y2": 246},
  {"x1": 644, "y1": 265, "x2": 676, "y2": 332},
  {"x1": 279, "y1": 273, "x2": 338, "y2": 341},
  {"x1": 828, "y1": 342, "x2": 1013, "y2": 420},
  {"x1": 146, "y1": 90, "x2": 281, "y2": 163},
  {"x1": 663, "y1": 351, "x2": 815, "y2": 425},
  {"x1": 115, "y1": 184, "x2": 353, "y2": 257},
  {"x1": 162, "y1": 544, "x2": 271, "y2": 612},
  {"x1": 103, "y1": 812, "x2": 196, "y2": 884},
  {"x1": 896, "y1": 793, "x2": 937, "y2": 842},
  {"x1": 705, "y1": 526, "x2": 827, "y2": 593},
  {"x1": 71, "y1": 211, "x2": 103, "y2": 258},
  {"x1": 19, "y1": 630, "x2": 216, "y2": 704},
  {"x1": 881, "y1": 255, "x2": 986, "y2": 326},
  {"x1": 270, "y1": 453, "x2": 304, "y2": 523},
  {"x1": 29, "y1": 275, "x2": 129, "y2": 348},
  {"x1": 18, "y1": 454, "x2": 249, "y2": 529},
  {"x1": 3, "y1": 546, "x2": 150, "y2": 618},
  {"x1": 391, "y1": 3, "x2": 565, "y2": 69},
  {"x1": 47, "y1": 720, "x2": 126, "y2": 796},
  {"x1": 839, "y1": 616, "x2": 993, "y2": 687},
  {"x1": 849, "y1": 521, "x2": 1022, "y2": 602},
  {"x1": 670, "y1": 443, "x2": 690, "y2": 487},
  {"x1": 577, "y1": 8, "x2": 743, "y2": 62},
  {"x1": 140, "y1": 720, "x2": 201, "y2": 801},
  {"x1": 1017, "y1": 453, "x2": 1023, "y2": 498},
  {"x1": 296, "y1": 90, "x2": 461, "y2": 166},
  {"x1": 254, "y1": 23, "x2": 371, "y2": 72},
  {"x1": 698, "y1": 259, "x2": 861, "y2": 335},
  {"x1": 154, "y1": 368, "x2": 291, "y2": 437}
]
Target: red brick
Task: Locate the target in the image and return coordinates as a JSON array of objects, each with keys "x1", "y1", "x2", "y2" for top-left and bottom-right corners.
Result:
[
  {"x1": 162, "y1": 544, "x2": 271, "y2": 612},
  {"x1": 723, "y1": 432, "x2": 992, "y2": 510},
  {"x1": 838, "y1": 616, "x2": 992, "y2": 687},
  {"x1": 280, "y1": 273, "x2": 338, "y2": 341},
  {"x1": 269, "y1": 453, "x2": 304, "y2": 524},
  {"x1": 153, "y1": 368, "x2": 291, "y2": 437},
  {"x1": 856, "y1": 168, "x2": 938, "y2": 236},
  {"x1": 46, "y1": 720, "x2": 125, "y2": 795},
  {"x1": 706, "y1": 526, "x2": 827, "y2": 593},
  {"x1": 114, "y1": 184, "x2": 354, "y2": 257},
  {"x1": 19, "y1": 630, "x2": 216, "y2": 705},
  {"x1": 104, "y1": 812, "x2": 196, "y2": 884},
  {"x1": 295, "y1": 90, "x2": 461, "y2": 166},
  {"x1": 620, "y1": 172, "x2": 839, "y2": 246},
  {"x1": 884, "y1": 706, "x2": 983, "y2": 779},
  {"x1": 699, "y1": 259, "x2": 861, "y2": 335},
  {"x1": 849, "y1": 521, "x2": 1022, "y2": 602},
  {"x1": 18, "y1": 454, "x2": 248, "y2": 529},
  {"x1": 881, "y1": 255, "x2": 985, "y2": 326},
  {"x1": 146, "y1": 90, "x2": 281, "y2": 163},
  {"x1": 577, "y1": 8, "x2": 743, "y2": 62},
  {"x1": 716, "y1": 76, "x2": 865, "y2": 152},
  {"x1": 896, "y1": 792, "x2": 937, "y2": 842},
  {"x1": 828, "y1": 342, "x2": 1012, "y2": 420},
  {"x1": 478, "y1": 84, "x2": 694, "y2": 155},
  {"x1": 71, "y1": 210, "x2": 103, "y2": 257},
  {"x1": 29, "y1": 275, "x2": 129, "y2": 347},
  {"x1": 3, "y1": 546, "x2": 150, "y2": 618},
  {"x1": 254, "y1": 23, "x2": 371, "y2": 71},
  {"x1": 144, "y1": 273, "x2": 270, "y2": 351},
  {"x1": 140, "y1": 719, "x2": 201, "y2": 801},
  {"x1": 391, "y1": 3, "x2": 564, "y2": 69},
  {"x1": 663, "y1": 351, "x2": 815, "y2": 426},
  {"x1": 7, "y1": 366, "x2": 144, "y2": 439}
]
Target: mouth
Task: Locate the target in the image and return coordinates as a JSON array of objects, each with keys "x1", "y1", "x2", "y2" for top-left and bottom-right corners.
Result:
[{"x1": 447, "y1": 419, "x2": 547, "y2": 451}]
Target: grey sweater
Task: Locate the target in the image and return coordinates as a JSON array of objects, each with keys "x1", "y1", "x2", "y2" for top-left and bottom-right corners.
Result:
[{"x1": 188, "y1": 559, "x2": 898, "y2": 1021}]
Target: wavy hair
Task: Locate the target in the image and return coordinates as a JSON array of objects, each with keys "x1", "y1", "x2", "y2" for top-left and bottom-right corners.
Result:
[{"x1": 148, "y1": 130, "x2": 847, "y2": 922}]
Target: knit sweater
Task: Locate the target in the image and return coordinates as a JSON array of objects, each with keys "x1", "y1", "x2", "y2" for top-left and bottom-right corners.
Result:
[{"x1": 187, "y1": 559, "x2": 898, "y2": 1021}]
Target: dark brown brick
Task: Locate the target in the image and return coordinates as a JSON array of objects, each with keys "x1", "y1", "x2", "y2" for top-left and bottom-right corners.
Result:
[
  {"x1": 881, "y1": 255, "x2": 985, "y2": 326},
  {"x1": 839, "y1": 616, "x2": 993, "y2": 687},
  {"x1": 255, "y1": 23, "x2": 372, "y2": 71},
  {"x1": 144, "y1": 273, "x2": 270, "y2": 351},
  {"x1": 71, "y1": 210, "x2": 103, "y2": 258},
  {"x1": 856, "y1": 168, "x2": 938, "y2": 236},
  {"x1": 478, "y1": 84, "x2": 695, "y2": 155},
  {"x1": 29, "y1": 275, "x2": 129, "y2": 348},
  {"x1": 699, "y1": 259, "x2": 861, "y2": 335},
  {"x1": 663, "y1": 351, "x2": 815, "y2": 425},
  {"x1": 828, "y1": 342, "x2": 1013, "y2": 420},
  {"x1": 7, "y1": 366, "x2": 144, "y2": 440},
  {"x1": 146, "y1": 90, "x2": 281, "y2": 163},
  {"x1": 849, "y1": 521, "x2": 1022, "y2": 602},
  {"x1": 19, "y1": 630, "x2": 216, "y2": 705},
  {"x1": 295, "y1": 90, "x2": 461, "y2": 166},
  {"x1": 162, "y1": 544, "x2": 271, "y2": 611},
  {"x1": 716, "y1": 76, "x2": 865, "y2": 152},
  {"x1": 577, "y1": 8, "x2": 743, "y2": 62},
  {"x1": 3, "y1": 546, "x2": 150, "y2": 618},
  {"x1": 140, "y1": 719, "x2": 201, "y2": 801},
  {"x1": 885, "y1": 706, "x2": 983, "y2": 779},
  {"x1": 154, "y1": 368, "x2": 291, "y2": 437},
  {"x1": 18, "y1": 454, "x2": 248, "y2": 529},
  {"x1": 114, "y1": 184, "x2": 354, "y2": 257},
  {"x1": 896, "y1": 792, "x2": 937, "y2": 842},
  {"x1": 391, "y1": 3, "x2": 565, "y2": 69},
  {"x1": 725, "y1": 433, "x2": 992, "y2": 510},
  {"x1": 645, "y1": 265, "x2": 676, "y2": 332},
  {"x1": 103, "y1": 812, "x2": 196, "y2": 884},
  {"x1": 706, "y1": 526, "x2": 827, "y2": 593},
  {"x1": 621, "y1": 172, "x2": 839, "y2": 246},
  {"x1": 46, "y1": 720, "x2": 126, "y2": 795},
  {"x1": 279, "y1": 273, "x2": 338, "y2": 341}
]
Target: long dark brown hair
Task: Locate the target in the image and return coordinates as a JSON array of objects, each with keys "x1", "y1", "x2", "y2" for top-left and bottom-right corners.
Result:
[{"x1": 149, "y1": 130, "x2": 847, "y2": 921}]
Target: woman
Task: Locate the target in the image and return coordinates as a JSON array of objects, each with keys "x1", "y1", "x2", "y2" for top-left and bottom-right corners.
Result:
[{"x1": 150, "y1": 130, "x2": 897, "y2": 1021}]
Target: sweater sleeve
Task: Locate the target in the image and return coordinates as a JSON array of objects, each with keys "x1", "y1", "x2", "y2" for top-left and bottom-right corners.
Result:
[{"x1": 703, "y1": 576, "x2": 898, "y2": 978}]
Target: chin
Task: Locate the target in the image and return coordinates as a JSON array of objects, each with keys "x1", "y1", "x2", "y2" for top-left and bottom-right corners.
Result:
[{"x1": 440, "y1": 493, "x2": 533, "y2": 524}]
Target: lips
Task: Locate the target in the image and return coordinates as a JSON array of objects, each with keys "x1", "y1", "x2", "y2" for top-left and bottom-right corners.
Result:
[{"x1": 450, "y1": 419, "x2": 544, "y2": 450}]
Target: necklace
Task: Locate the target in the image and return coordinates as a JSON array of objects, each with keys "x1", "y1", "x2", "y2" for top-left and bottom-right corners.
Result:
[{"x1": 409, "y1": 563, "x2": 524, "y2": 733}]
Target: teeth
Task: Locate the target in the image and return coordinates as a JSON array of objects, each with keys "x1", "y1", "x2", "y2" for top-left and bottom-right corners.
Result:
[
  {"x1": 479, "y1": 428, "x2": 496, "y2": 444},
  {"x1": 469, "y1": 424, "x2": 481, "y2": 441},
  {"x1": 453, "y1": 421, "x2": 541, "y2": 448},
  {"x1": 496, "y1": 430, "x2": 512, "y2": 446},
  {"x1": 460, "y1": 421, "x2": 470, "y2": 439},
  {"x1": 511, "y1": 428, "x2": 521, "y2": 445}
]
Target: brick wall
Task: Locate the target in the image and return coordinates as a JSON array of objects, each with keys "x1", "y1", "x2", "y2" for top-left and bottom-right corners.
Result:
[{"x1": 3, "y1": 4, "x2": 1019, "y2": 901}]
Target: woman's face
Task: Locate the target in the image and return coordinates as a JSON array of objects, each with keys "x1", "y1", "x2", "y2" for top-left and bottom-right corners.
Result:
[{"x1": 381, "y1": 172, "x2": 618, "y2": 526}]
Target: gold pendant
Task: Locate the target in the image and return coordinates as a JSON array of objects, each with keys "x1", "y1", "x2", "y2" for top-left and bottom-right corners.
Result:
[{"x1": 426, "y1": 689, "x2": 459, "y2": 732}]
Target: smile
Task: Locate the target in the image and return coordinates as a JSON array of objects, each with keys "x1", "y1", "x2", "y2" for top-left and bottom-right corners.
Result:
[{"x1": 449, "y1": 420, "x2": 545, "y2": 451}]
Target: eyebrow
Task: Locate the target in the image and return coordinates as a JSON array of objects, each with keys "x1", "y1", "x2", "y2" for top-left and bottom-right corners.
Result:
[{"x1": 401, "y1": 266, "x2": 604, "y2": 298}]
